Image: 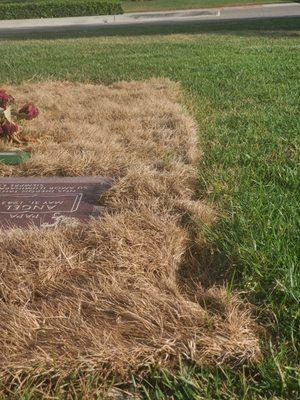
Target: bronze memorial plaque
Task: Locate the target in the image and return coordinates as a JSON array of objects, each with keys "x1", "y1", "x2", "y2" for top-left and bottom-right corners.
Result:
[{"x1": 0, "y1": 176, "x2": 113, "y2": 229}]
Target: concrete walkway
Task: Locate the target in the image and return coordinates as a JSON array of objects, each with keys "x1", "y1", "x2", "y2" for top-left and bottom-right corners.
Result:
[{"x1": 0, "y1": 2, "x2": 299, "y2": 34}]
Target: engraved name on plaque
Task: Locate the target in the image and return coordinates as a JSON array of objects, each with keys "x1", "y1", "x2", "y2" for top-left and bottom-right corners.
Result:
[{"x1": 0, "y1": 176, "x2": 113, "y2": 229}]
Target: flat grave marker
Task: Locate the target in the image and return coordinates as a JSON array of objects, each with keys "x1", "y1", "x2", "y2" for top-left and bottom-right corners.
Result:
[{"x1": 0, "y1": 176, "x2": 113, "y2": 229}]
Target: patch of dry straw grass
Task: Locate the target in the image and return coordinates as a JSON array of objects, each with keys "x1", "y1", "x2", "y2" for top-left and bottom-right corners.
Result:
[{"x1": 0, "y1": 79, "x2": 260, "y2": 394}]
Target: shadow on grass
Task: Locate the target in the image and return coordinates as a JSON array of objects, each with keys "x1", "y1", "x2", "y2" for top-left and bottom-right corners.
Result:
[{"x1": 0, "y1": 16, "x2": 299, "y2": 41}]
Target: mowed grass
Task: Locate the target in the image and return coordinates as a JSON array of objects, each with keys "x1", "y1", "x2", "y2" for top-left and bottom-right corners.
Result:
[
  {"x1": 0, "y1": 18, "x2": 299, "y2": 399},
  {"x1": 122, "y1": 0, "x2": 285, "y2": 12}
]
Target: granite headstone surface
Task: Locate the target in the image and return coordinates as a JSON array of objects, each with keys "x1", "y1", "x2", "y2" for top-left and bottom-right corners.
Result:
[{"x1": 0, "y1": 176, "x2": 113, "y2": 229}]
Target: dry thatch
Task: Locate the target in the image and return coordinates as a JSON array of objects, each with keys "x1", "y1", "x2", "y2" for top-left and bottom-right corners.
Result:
[{"x1": 0, "y1": 79, "x2": 260, "y2": 396}]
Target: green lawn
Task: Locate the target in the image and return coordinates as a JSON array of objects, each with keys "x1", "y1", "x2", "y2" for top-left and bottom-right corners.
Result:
[
  {"x1": 122, "y1": 0, "x2": 285, "y2": 12},
  {"x1": 0, "y1": 18, "x2": 299, "y2": 399}
]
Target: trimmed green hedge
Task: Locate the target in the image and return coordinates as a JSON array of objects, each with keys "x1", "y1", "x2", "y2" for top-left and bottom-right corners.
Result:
[{"x1": 0, "y1": 0, "x2": 123, "y2": 19}]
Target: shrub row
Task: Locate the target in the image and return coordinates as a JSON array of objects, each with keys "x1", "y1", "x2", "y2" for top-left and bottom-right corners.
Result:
[{"x1": 0, "y1": 0, "x2": 123, "y2": 20}]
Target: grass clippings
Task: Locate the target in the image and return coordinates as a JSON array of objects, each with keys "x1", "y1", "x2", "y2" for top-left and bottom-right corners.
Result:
[{"x1": 0, "y1": 79, "x2": 260, "y2": 396}]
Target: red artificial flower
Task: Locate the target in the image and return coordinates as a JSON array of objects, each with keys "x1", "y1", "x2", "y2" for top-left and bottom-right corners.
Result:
[
  {"x1": 18, "y1": 102, "x2": 39, "y2": 120},
  {"x1": 0, "y1": 89, "x2": 14, "y2": 109},
  {"x1": 1, "y1": 121, "x2": 19, "y2": 137}
]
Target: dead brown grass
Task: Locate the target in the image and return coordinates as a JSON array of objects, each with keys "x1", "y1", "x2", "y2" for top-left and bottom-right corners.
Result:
[{"x1": 0, "y1": 79, "x2": 260, "y2": 397}]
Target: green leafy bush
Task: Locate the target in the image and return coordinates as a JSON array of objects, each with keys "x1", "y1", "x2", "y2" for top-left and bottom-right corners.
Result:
[{"x1": 0, "y1": 0, "x2": 123, "y2": 20}]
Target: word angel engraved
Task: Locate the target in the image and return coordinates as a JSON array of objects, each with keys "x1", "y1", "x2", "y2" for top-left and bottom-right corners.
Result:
[{"x1": 0, "y1": 176, "x2": 113, "y2": 229}]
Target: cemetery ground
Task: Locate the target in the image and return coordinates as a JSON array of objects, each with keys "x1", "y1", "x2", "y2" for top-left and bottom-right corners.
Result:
[
  {"x1": 0, "y1": 17, "x2": 299, "y2": 399},
  {"x1": 122, "y1": 0, "x2": 285, "y2": 13}
]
